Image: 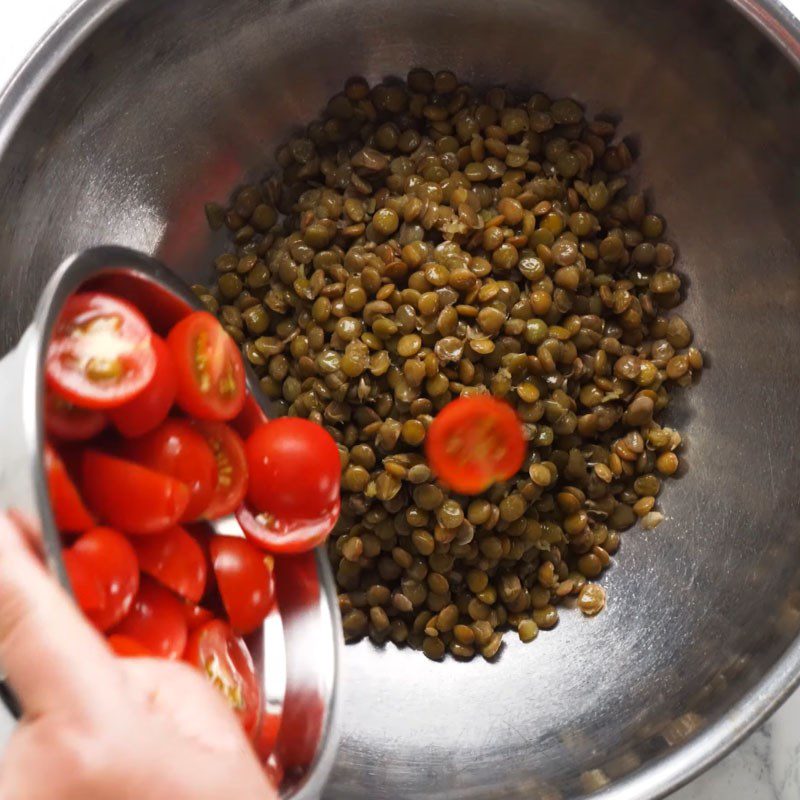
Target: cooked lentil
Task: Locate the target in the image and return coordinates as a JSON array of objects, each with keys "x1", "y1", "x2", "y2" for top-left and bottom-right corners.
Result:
[{"x1": 204, "y1": 69, "x2": 701, "y2": 661}]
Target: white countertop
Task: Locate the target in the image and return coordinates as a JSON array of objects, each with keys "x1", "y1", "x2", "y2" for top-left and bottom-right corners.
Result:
[{"x1": 1, "y1": 2, "x2": 799, "y2": 799}]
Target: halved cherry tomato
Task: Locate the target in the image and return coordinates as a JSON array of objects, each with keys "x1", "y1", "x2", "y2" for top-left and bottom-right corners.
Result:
[
  {"x1": 254, "y1": 711, "x2": 283, "y2": 761},
  {"x1": 167, "y1": 311, "x2": 245, "y2": 421},
  {"x1": 112, "y1": 577, "x2": 188, "y2": 659},
  {"x1": 182, "y1": 602, "x2": 215, "y2": 631},
  {"x1": 81, "y1": 450, "x2": 190, "y2": 535},
  {"x1": 425, "y1": 395, "x2": 526, "y2": 495},
  {"x1": 241, "y1": 419, "x2": 340, "y2": 553},
  {"x1": 185, "y1": 619, "x2": 260, "y2": 735},
  {"x1": 134, "y1": 526, "x2": 207, "y2": 604},
  {"x1": 46, "y1": 292, "x2": 156, "y2": 410},
  {"x1": 107, "y1": 634, "x2": 152, "y2": 658},
  {"x1": 108, "y1": 335, "x2": 177, "y2": 438},
  {"x1": 63, "y1": 549, "x2": 105, "y2": 613},
  {"x1": 45, "y1": 443, "x2": 95, "y2": 532},
  {"x1": 70, "y1": 527, "x2": 139, "y2": 631},
  {"x1": 209, "y1": 536, "x2": 275, "y2": 635},
  {"x1": 263, "y1": 752, "x2": 284, "y2": 788},
  {"x1": 193, "y1": 421, "x2": 248, "y2": 520},
  {"x1": 45, "y1": 388, "x2": 106, "y2": 441},
  {"x1": 122, "y1": 419, "x2": 217, "y2": 522}
]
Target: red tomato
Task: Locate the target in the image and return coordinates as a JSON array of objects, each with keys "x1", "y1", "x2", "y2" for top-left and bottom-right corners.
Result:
[
  {"x1": 122, "y1": 419, "x2": 217, "y2": 522},
  {"x1": 46, "y1": 292, "x2": 156, "y2": 410},
  {"x1": 193, "y1": 422, "x2": 248, "y2": 520},
  {"x1": 425, "y1": 395, "x2": 526, "y2": 494},
  {"x1": 70, "y1": 527, "x2": 139, "y2": 631},
  {"x1": 63, "y1": 549, "x2": 105, "y2": 613},
  {"x1": 167, "y1": 311, "x2": 246, "y2": 421},
  {"x1": 182, "y1": 602, "x2": 215, "y2": 631},
  {"x1": 185, "y1": 619, "x2": 260, "y2": 735},
  {"x1": 241, "y1": 419, "x2": 340, "y2": 553},
  {"x1": 45, "y1": 388, "x2": 106, "y2": 441},
  {"x1": 254, "y1": 711, "x2": 283, "y2": 761},
  {"x1": 108, "y1": 335, "x2": 177, "y2": 438},
  {"x1": 45, "y1": 443, "x2": 95, "y2": 532},
  {"x1": 263, "y1": 752, "x2": 284, "y2": 788},
  {"x1": 209, "y1": 536, "x2": 275, "y2": 635},
  {"x1": 81, "y1": 450, "x2": 190, "y2": 535},
  {"x1": 112, "y1": 577, "x2": 188, "y2": 659},
  {"x1": 133, "y1": 526, "x2": 207, "y2": 604},
  {"x1": 107, "y1": 634, "x2": 152, "y2": 658}
]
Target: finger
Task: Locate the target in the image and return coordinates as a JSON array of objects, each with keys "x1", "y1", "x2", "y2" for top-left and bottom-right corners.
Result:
[
  {"x1": 0, "y1": 512, "x2": 120, "y2": 718},
  {"x1": 6, "y1": 509, "x2": 44, "y2": 556}
]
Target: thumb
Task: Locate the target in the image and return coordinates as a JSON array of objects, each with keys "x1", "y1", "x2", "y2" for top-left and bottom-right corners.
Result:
[{"x1": 0, "y1": 511, "x2": 119, "y2": 718}]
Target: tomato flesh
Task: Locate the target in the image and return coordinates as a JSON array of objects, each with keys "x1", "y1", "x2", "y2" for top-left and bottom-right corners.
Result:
[
  {"x1": 107, "y1": 634, "x2": 153, "y2": 658},
  {"x1": 108, "y1": 335, "x2": 177, "y2": 438},
  {"x1": 46, "y1": 292, "x2": 156, "y2": 410},
  {"x1": 81, "y1": 450, "x2": 190, "y2": 535},
  {"x1": 209, "y1": 536, "x2": 275, "y2": 635},
  {"x1": 122, "y1": 419, "x2": 217, "y2": 522},
  {"x1": 134, "y1": 526, "x2": 207, "y2": 604},
  {"x1": 70, "y1": 527, "x2": 139, "y2": 631},
  {"x1": 193, "y1": 421, "x2": 248, "y2": 520},
  {"x1": 45, "y1": 388, "x2": 106, "y2": 441},
  {"x1": 45, "y1": 443, "x2": 95, "y2": 532},
  {"x1": 112, "y1": 577, "x2": 188, "y2": 659},
  {"x1": 185, "y1": 619, "x2": 260, "y2": 736},
  {"x1": 167, "y1": 311, "x2": 246, "y2": 421},
  {"x1": 242, "y1": 419, "x2": 341, "y2": 552},
  {"x1": 425, "y1": 395, "x2": 526, "y2": 494}
]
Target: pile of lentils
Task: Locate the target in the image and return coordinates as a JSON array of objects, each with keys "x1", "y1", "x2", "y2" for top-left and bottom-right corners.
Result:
[{"x1": 198, "y1": 68, "x2": 702, "y2": 662}]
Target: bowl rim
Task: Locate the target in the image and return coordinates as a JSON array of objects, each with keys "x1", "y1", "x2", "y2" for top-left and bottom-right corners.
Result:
[{"x1": 0, "y1": 2, "x2": 799, "y2": 799}]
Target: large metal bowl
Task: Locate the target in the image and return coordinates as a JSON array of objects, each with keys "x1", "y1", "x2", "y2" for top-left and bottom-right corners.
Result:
[{"x1": 0, "y1": 1, "x2": 799, "y2": 799}]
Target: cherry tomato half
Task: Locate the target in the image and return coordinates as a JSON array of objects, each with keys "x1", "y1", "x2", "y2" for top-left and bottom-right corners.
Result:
[
  {"x1": 134, "y1": 526, "x2": 207, "y2": 604},
  {"x1": 122, "y1": 419, "x2": 217, "y2": 522},
  {"x1": 46, "y1": 292, "x2": 156, "y2": 410},
  {"x1": 45, "y1": 443, "x2": 95, "y2": 532},
  {"x1": 209, "y1": 536, "x2": 275, "y2": 635},
  {"x1": 425, "y1": 395, "x2": 526, "y2": 495},
  {"x1": 108, "y1": 335, "x2": 177, "y2": 438},
  {"x1": 45, "y1": 388, "x2": 106, "y2": 441},
  {"x1": 254, "y1": 711, "x2": 283, "y2": 762},
  {"x1": 185, "y1": 619, "x2": 260, "y2": 735},
  {"x1": 107, "y1": 634, "x2": 153, "y2": 658},
  {"x1": 193, "y1": 421, "x2": 248, "y2": 520},
  {"x1": 167, "y1": 311, "x2": 246, "y2": 421},
  {"x1": 70, "y1": 527, "x2": 139, "y2": 631},
  {"x1": 241, "y1": 419, "x2": 341, "y2": 553},
  {"x1": 81, "y1": 450, "x2": 190, "y2": 535},
  {"x1": 182, "y1": 601, "x2": 215, "y2": 631},
  {"x1": 112, "y1": 577, "x2": 188, "y2": 659},
  {"x1": 63, "y1": 549, "x2": 105, "y2": 614}
]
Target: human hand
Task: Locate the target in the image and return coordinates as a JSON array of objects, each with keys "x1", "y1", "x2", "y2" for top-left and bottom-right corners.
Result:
[{"x1": 0, "y1": 512, "x2": 276, "y2": 800}]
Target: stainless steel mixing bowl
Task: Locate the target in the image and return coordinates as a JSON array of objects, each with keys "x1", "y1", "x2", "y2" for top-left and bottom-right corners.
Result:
[{"x1": 0, "y1": 1, "x2": 799, "y2": 799}]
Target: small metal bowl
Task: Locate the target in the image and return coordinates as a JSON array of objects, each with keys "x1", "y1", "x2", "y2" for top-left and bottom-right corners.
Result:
[{"x1": 0, "y1": 245, "x2": 343, "y2": 800}]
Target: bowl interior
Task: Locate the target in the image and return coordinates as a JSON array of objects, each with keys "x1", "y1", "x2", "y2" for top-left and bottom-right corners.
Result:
[{"x1": 1, "y1": 1, "x2": 799, "y2": 799}]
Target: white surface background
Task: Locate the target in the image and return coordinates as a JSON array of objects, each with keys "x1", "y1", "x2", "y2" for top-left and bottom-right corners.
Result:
[{"x1": 1, "y1": 2, "x2": 799, "y2": 799}]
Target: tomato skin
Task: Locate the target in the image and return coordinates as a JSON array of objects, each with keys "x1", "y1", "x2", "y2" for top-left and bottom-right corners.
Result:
[
  {"x1": 70, "y1": 527, "x2": 140, "y2": 631},
  {"x1": 45, "y1": 389, "x2": 106, "y2": 441},
  {"x1": 108, "y1": 335, "x2": 177, "y2": 438},
  {"x1": 121, "y1": 419, "x2": 217, "y2": 522},
  {"x1": 107, "y1": 634, "x2": 152, "y2": 658},
  {"x1": 45, "y1": 443, "x2": 95, "y2": 532},
  {"x1": 185, "y1": 620, "x2": 261, "y2": 735},
  {"x1": 425, "y1": 395, "x2": 526, "y2": 495},
  {"x1": 63, "y1": 549, "x2": 105, "y2": 613},
  {"x1": 112, "y1": 577, "x2": 188, "y2": 659},
  {"x1": 81, "y1": 450, "x2": 190, "y2": 535},
  {"x1": 46, "y1": 292, "x2": 156, "y2": 410},
  {"x1": 133, "y1": 526, "x2": 208, "y2": 604},
  {"x1": 254, "y1": 711, "x2": 283, "y2": 761},
  {"x1": 167, "y1": 311, "x2": 246, "y2": 422},
  {"x1": 209, "y1": 536, "x2": 275, "y2": 635},
  {"x1": 192, "y1": 422, "x2": 249, "y2": 520},
  {"x1": 182, "y1": 602, "x2": 215, "y2": 631},
  {"x1": 242, "y1": 419, "x2": 341, "y2": 552}
]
